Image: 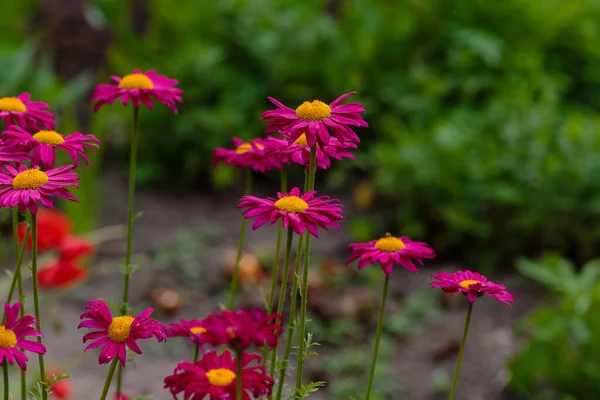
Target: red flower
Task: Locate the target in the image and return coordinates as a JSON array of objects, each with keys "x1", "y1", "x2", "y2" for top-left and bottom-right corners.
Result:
[
  {"x1": 114, "y1": 393, "x2": 130, "y2": 400},
  {"x1": 59, "y1": 235, "x2": 94, "y2": 261},
  {"x1": 47, "y1": 370, "x2": 72, "y2": 399},
  {"x1": 38, "y1": 259, "x2": 88, "y2": 290},
  {"x1": 17, "y1": 208, "x2": 73, "y2": 252}
]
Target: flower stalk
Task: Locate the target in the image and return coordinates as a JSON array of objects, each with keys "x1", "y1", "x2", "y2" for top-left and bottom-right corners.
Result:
[
  {"x1": 365, "y1": 274, "x2": 390, "y2": 400},
  {"x1": 449, "y1": 302, "x2": 473, "y2": 400}
]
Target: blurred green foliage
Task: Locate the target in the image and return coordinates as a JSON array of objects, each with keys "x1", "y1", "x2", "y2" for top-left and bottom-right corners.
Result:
[{"x1": 510, "y1": 254, "x2": 600, "y2": 399}]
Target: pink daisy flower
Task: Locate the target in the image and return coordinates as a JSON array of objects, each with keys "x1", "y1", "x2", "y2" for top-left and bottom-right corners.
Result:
[
  {"x1": 3, "y1": 126, "x2": 99, "y2": 169},
  {"x1": 167, "y1": 318, "x2": 210, "y2": 347},
  {"x1": 265, "y1": 133, "x2": 356, "y2": 170},
  {"x1": 260, "y1": 91, "x2": 368, "y2": 148},
  {"x1": 0, "y1": 302, "x2": 46, "y2": 371},
  {"x1": 0, "y1": 93, "x2": 55, "y2": 131},
  {"x1": 430, "y1": 270, "x2": 515, "y2": 306},
  {"x1": 0, "y1": 139, "x2": 31, "y2": 165},
  {"x1": 0, "y1": 165, "x2": 79, "y2": 214},
  {"x1": 238, "y1": 187, "x2": 344, "y2": 238},
  {"x1": 163, "y1": 350, "x2": 274, "y2": 400},
  {"x1": 91, "y1": 69, "x2": 183, "y2": 113},
  {"x1": 346, "y1": 233, "x2": 436, "y2": 275},
  {"x1": 213, "y1": 137, "x2": 273, "y2": 173},
  {"x1": 77, "y1": 300, "x2": 167, "y2": 366}
]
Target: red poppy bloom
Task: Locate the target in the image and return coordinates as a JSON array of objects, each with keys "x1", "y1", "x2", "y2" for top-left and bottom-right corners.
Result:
[
  {"x1": 47, "y1": 369, "x2": 72, "y2": 399},
  {"x1": 17, "y1": 208, "x2": 73, "y2": 252},
  {"x1": 59, "y1": 235, "x2": 94, "y2": 261},
  {"x1": 38, "y1": 259, "x2": 88, "y2": 290}
]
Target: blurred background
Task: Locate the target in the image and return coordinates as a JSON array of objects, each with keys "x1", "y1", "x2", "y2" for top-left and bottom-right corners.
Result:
[{"x1": 2, "y1": 0, "x2": 600, "y2": 399}]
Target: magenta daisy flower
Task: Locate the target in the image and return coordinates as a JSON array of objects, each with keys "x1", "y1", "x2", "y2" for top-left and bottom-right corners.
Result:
[
  {"x1": 430, "y1": 270, "x2": 515, "y2": 306},
  {"x1": 0, "y1": 165, "x2": 79, "y2": 214},
  {"x1": 346, "y1": 233, "x2": 436, "y2": 275},
  {"x1": 3, "y1": 126, "x2": 99, "y2": 169},
  {"x1": 261, "y1": 91, "x2": 368, "y2": 148},
  {"x1": 91, "y1": 69, "x2": 183, "y2": 113},
  {"x1": 213, "y1": 137, "x2": 273, "y2": 173},
  {"x1": 0, "y1": 93, "x2": 55, "y2": 131},
  {"x1": 167, "y1": 318, "x2": 210, "y2": 347},
  {"x1": 0, "y1": 302, "x2": 46, "y2": 370},
  {"x1": 163, "y1": 350, "x2": 274, "y2": 400},
  {"x1": 77, "y1": 300, "x2": 167, "y2": 366},
  {"x1": 239, "y1": 187, "x2": 344, "y2": 237}
]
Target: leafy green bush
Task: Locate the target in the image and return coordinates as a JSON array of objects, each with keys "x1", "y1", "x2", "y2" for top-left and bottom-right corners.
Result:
[{"x1": 509, "y1": 254, "x2": 600, "y2": 399}]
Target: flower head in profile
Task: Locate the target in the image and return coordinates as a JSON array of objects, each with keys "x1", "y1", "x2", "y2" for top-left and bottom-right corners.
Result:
[
  {"x1": 46, "y1": 368, "x2": 72, "y2": 399},
  {"x1": 265, "y1": 134, "x2": 356, "y2": 170},
  {"x1": 0, "y1": 302, "x2": 46, "y2": 370},
  {"x1": 163, "y1": 350, "x2": 274, "y2": 400},
  {"x1": 430, "y1": 270, "x2": 515, "y2": 306},
  {"x1": 0, "y1": 165, "x2": 79, "y2": 214},
  {"x1": 261, "y1": 91, "x2": 367, "y2": 148},
  {"x1": 0, "y1": 93, "x2": 55, "y2": 130},
  {"x1": 213, "y1": 137, "x2": 273, "y2": 173},
  {"x1": 77, "y1": 300, "x2": 167, "y2": 366},
  {"x1": 346, "y1": 233, "x2": 435, "y2": 275},
  {"x1": 3, "y1": 126, "x2": 99, "y2": 169},
  {"x1": 18, "y1": 208, "x2": 73, "y2": 252},
  {"x1": 167, "y1": 318, "x2": 210, "y2": 347},
  {"x1": 239, "y1": 187, "x2": 343, "y2": 237},
  {"x1": 91, "y1": 69, "x2": 183, "y2": 113},
  {"x1": 38, "y1": 258, "x2": 88, "y2": 290}
]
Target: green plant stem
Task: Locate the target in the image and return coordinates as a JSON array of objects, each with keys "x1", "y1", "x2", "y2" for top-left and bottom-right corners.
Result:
[
  {"x1": 11, "y1": 209, "x2": 27, "y2": 400},
  {"x1": 3, "y1": 361, "x2": 9, "y2": 400},
  {"x1": 365, "y1": 275, "x2": 390, "y2": 400},
  {"x1": 227, "y1": 168, "x2": 253, "y2": 309},
  {"x1": 99, "y1": 359, "x2": 118, "y2": 400},
  {"x1": 295, "y1": 146, "x2": 317, "y2": 396},
  {"x1": 193, "y1": 343, "x2": 200, "y2": 363},
  {"x1": 236, "y1": 350, "x2": 243, "y2": 400},
  {"x1": 5, "y1": 220, "x2": 30, "y2": 306},
  {"x1": 449, "y1": 302, "x2": 473, "y2": 400},
  {"x1": 30, "y1": 214, "x2": 47, "y2": 400},
  {"x1": 269, "y1": 227, "x2": 295, "y2": 378}
]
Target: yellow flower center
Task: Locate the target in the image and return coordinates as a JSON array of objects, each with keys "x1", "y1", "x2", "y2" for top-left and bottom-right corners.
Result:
[
  {"x1": 107, "y1": 316, "x2": 135, "y2": 343},
  {"x1": 0, "y1": 97, "x2": 26, "y2": 113},
  {"x1": 295, "y1": 100, "x2": 331, "y2": 121},
  {"x1": 189, "y1": 327, "x2": 207, "y2": 335},
  {"x1": 459, "y1": 280, "x2": 481, "y2": 290},
  {"x1": 0, "y1": 326, "x2": 17, "y2": 349},
  {"x1": 118, "y1": 74, "x2": 154, "y2": 89},
  {"x1": 294, "y1": 134, "x2": 309, "y2": 147},
  {"x1": 374, "y1": 234, "x2": 405, "y2": 252},
  {"x1": 274, "y1": 196, "x2": 309, "y2": 213},
  {"x1": 32, "y1": 130, "x2": 65, "y2": 145},
  {"x1": 235, "y1": 142, "x2": 264, "y2": 155},
  {"x1": 205, "y1": 368, "x2": 236, "y2": 387},
  {"x1": 12, "y1": 169, "x2": 49, "y2": 190}
]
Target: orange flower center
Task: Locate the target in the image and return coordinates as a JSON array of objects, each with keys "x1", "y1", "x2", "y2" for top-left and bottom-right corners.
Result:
[
  {"x1": 459, "y1": 280, "x2": 481, "y2": 290},
  {"x1": 118, "y1": 74, "x2": 154, "y2": 89},
  {"x1": 274, "y1": 196, "x2": 309, "y2": 213},
  {"x1": 374, "y1": 234, "x2": 405, "y2": 252},
  {"x1": 33, "y1": 130, "x2": 65, "y2": 145},
  {"x1": 0, "y1": 97, "x2": 26, "y2": 113},
  {"x1": 235, "y1": 142, "x2": 264, "y2": 154},
  {"x1": 0, "y1": 325, "x2": 17, "y2": 349},
  {"x1": 205, "y1": 368, "x2": 236, "y2": 387},
  {"x1": 295, "y1": 100, "x2": 331, "y2": 121},
  {"x1": 12, "y1": 169, "x2": 49, "y2": 190},
  {"x1": 189, "y1": 327, "x2": 207, "y2": 335},
  {"x1": 107, "y1": 316, "x2": 135, "y2": 342}
]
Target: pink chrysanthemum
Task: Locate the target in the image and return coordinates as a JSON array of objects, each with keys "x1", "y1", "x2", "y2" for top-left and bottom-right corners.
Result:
[
  {"x1": 0, "y1": 93, "x2": 55, "y2": 131},
  {"x1": 430, "y1": 270, "x2": 515, "y2": 306},
  {"x1": 3, "y1": 126, "x2": 99, "y2": 169},
  {"x1": 0, "y1": 139, "x2": 31, "y2": 165},
  {"x1": 265, "y1": 133, "x2": 356, "y2": 170},
  {"x1": 0, "y1": 302, "x2": 46, "y2": 371},
  {"x1": 91, "y1": 69, "x2": 183, "y2": 113},
  {"x1": 164, "y1": 350, "x2": 274, "y2": 400},
  {"x1": 239, "y1": 187, "x2": 344, "y2": 237},
  {"x1": 0, "y1": 165, "x2": 79, "y2": 214},
  {"x1": 346, "y1": 233, "x2": 436, "y2": 275},
  {"x1": 213, "y1": 138, "x2": 273, "y2": 173},
  {"x1": 202, "y1": 309, "x2": 282, "y2": 351},
  {"x1": 167, "y1": 318, "x2": 210, "y2": 347},
  {"x1": 77, "y1": 300, "x2": 167, "y2": 366},
  {"x1": 261, "y1": 91, "x2": 368, "y2": 148}
]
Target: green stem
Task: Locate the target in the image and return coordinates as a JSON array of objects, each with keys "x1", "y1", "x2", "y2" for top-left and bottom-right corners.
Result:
[
  {"x1": 227, "y1": 168, "x2": 253, "y2": 309},
  {"x1": 236, "y1": 350, "x2": 243, "y2": 400},
  {"x1": 295, "y1": 146, "x2": 317, "y2": 396},
  {"x1": 448, "y1": 302, "x2": 473, "y2": 400},
  {"x1": 30, "y1": 214, "x2": 47, "y2": 400},
  {"x1": 12, "y1": 209, "x2": 27, "y2": 400},
  {"x1": 5, "y1": 221, "x2": 30, "y2": 306},
  {"x1": 99, "y1": 359, "x2": 118, "y2": 400},
  {"x1": 193, "y1": 343, "x2": 200, "y2": 363},
  {"x1": 269, "y1": 227, "x2": 295, "y2": 378},
  {"x1": 3, "y1": 361, "x2": 9, "y2": 400},
  {"x1": 365, "y1": 275, "x2": 390, "y2": 400}
]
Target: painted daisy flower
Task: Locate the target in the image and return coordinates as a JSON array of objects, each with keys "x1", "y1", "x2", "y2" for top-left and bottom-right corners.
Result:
[
  {"x1": 0, "y1": 93, "x2": 55, "y2": 131},
  {"x1": 0, "y1": 302, "x2": 46, "y2": 371},
  {"x1": 77, "y1": 300, "x2": 167, "y2": 366},
  {"x1": 167, "y1": 318, "x2": 210, "y2": 347},
  {"x1": 261, "y1": 91, "x2": 368, "y2": 148},
  {"x1": 239, "y1": 187, "x2": 343, "y2": 238},
  {"x1": 163, "y1": 350, "x2": 274, "y2": 400},
  {"x1": 0, "y1": 165, "x2": 79, "y2": 214},
  {"x1": 91, "y1": 69, "x2": 183, "y2": 113},
  {"x1": 430, "y1": 270, "x2": 515, "y2": 306},
  {"x1": 213, "y1": 137, "x2": 273, "y2": 173},
  {"x1": 346, "y1": 233, "x2": 436, "y2": 275},
  {"x1": 3, "y1": 126, "x2": 99, "y2": 169}
]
